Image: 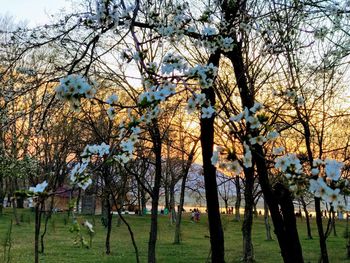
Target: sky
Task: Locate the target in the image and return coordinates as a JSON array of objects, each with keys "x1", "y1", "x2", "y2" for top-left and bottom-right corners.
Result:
[{"x1": 0, "y1": 0, "x2": 70, "y2": 27}]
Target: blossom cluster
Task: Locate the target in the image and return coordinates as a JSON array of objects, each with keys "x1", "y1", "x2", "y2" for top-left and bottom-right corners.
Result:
[
  {"x1": 212, "y1": 101, "x2": 280, "y2": 171},
  {"x1": 272, "y1": 88, "x2": 304, "y2": 107},
  {"x1": 161, "y1": 53, "x2": 188, "y2": 74},
  {"x1": 156, "y1": 3, "x2": 191, "y2": 38},
  {"x1": 114, "y1": 126, "x2": 141, "y2": 164},
  {"x1": 84, "y1": 0, "x2": 135, "y2": 28},
  {"x1": 186, "y1": 93, "x2": 216, "y2": 119},
  {"x1": 211, "y1": 146, "x2": 244, "y2": 175},
  {"x1": 308, "y1": 158, "x2": 346, "y2": 210},
  {"x1": 55, "y1": 75, "x2": 96, "y2": 111},
  {"x1": 188, "y1": 63, "x2": 218, "y2": 89},
  {"x1": 274, "y1": 152, "x2": 348, "y2": 211},
  {"x1": 81, "y1": 142, "x2": 110, "y2": 162},
  {"x1": 29, "y1": 180, "x2": 48, "y2": 194},
  {"x1": 69, "y1": 142, "x2": 110, "y2": 190},
  {"x1": 139, "y1": 81, "x2": 176, "y2": 105}
]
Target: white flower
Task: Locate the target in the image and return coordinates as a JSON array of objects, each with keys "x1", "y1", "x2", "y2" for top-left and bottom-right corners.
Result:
[
  {"x1": 243, "y1": 142, "x2": 252, "y2": 168},
  {"x1": 313, "y1": 158, "x2": 324, "y2": 166},
  {"x1": 324, "y1": 188, "x2": 340, "y2": 204},
  {"x1": 202, "y1": 26, "x2": 217, "y2": 36},
  {"x1": 201, "y1": 106, "x2": 215, "y2": 118},
  {"x1": 121, "y1": 139, "x2": 134, "y2": 154},
  {"x1": 250, "y1": 102, "x2": 263, "y2": 113},
  {"x1": 325, "y1": 159, "x2": 343, "y2": 181},
  {"x1": 84, "y1": 220, "x2": 94, "y2": 233},
  {"x1": 296, "y1": 96, "x2": 304, "y2": 106},
  {"x1": 131, "y1": 126, "x2": 141, "y2": 135},
  {"x1": 272, "y1": 147, "x2": 285, "y2": 155},
  {"x1": 186, "y1": 98, "x2": 197, "y2": 114},
  {"x1": 154, "y1": 89, "x2": 169, "y2": 101},
  {"x1": 55, "y1": 75, "x2": 95, "y2": 104},
  {"x1": 221, "y1": 37, "x2": 234, "y2": 52},
  {"x1": 194, "y1": 94, "x2": 207, "y2": 105},
  {"x1": 29, "y1": 181, "x2": 48, "y2": 193},
  {"x1": 243, "y1": 152, "x2": 252, "y2": 168},
  {"x1": 309, "y1": 177, "x2": 331, "y2": 199},
  {"x1": 275, "y1": 156, "x2": 290, "y2": 172},
  {"x1": 227, "y1": 160, "x2": 242, "y2": 174},
  {"x1": 267, "y1": 130, "x2": 279, "y2": 141},
  {"x1": 98, "y1": 143, "x2": 110, "y2": 156},
  {"x1": 286, "y1": 89, "x2": 296, "y2": 98},
  {"x1": 249, "y1": 135, "x2": 266, "y2": 145},
  {"x1": 229, "y1": 112, "x2": 244, "y2": 122},
  {"x1": 106, "y1": 93, "x2": 119, "y2": 104},
  {"x1": 107, "y1": 107, "x2": 116, "y2": 120},
  {"x1": 275, "y1": 153, "x2": 302, "y2": 174},
  {"x1": 211, "y1": 151, "x2": 219, "y2": 166},
  {"x1": 311, "y1": 168, "x2": 320, "y2": 176},
  {"x1": 246, "y1": 116, "x2": 260, "y2": 130},
  {"x1": 113, "y1": 153, "x2": 130, "y2": 164},
  {"x1": 78, "y1": 178, "x2": 92, "y2": 190},
  {"x1": 70, "y1": 162, "x2": 88, "y2": 183},
  {"x1": 243, "y1": 107, "x2": 250, "y2": 120}
]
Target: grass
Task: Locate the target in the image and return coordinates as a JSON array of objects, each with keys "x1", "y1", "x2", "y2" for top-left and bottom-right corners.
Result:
[{"x1": 0, "y1": 208, "x2": 349, "y2": 262}]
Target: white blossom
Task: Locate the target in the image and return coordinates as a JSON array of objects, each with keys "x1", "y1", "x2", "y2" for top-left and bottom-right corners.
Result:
[
  {"x1": 106, "y1": 93, "x2": 119, "y2": 104},
  {"x1": 201, "y1": 106, "x2": 215, "y2": 118},
  {"x1": 272, "y1": 146, "x2": 285, "y2": 155},
  {"x1": 325, "y1": 159, "x2": 343, "y2": 181},
  {"x1": 29, "y1": 181, "x2": 48, "y2": 193},
  {"x1": 84, "y1": 220, "x2": 94, "y2": 233},
  {"x1": 229, "y1": 112, "x2": 243, "y2": 122},
  {"x1": 211, "y1": 151, "x2": 219, "y2": 166}
]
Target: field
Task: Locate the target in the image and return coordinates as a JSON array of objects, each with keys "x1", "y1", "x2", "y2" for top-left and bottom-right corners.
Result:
[{"x1": 0, "y1": 208, "x2": 349, "y2": 263}]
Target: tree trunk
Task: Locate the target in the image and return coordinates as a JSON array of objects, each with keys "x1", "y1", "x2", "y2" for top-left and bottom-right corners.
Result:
[
  {"x1": 315, "y1": 198, "x2": 329, "y2": 263},
  {"x1": 41, "y1": 196, "x2": 54, "y2": 253},
  {"x1": 169, "y1": 183, "x2": 176, "y2": 224},
  {"x1": 331, "y1": 210, "x2": 337, "y2": 237},
  {"x1": 105, "y1": 196, "x2": 112, "y2": 255},
  {"x1": 12, "y1": 196, "x2": 20, "y2": 225},
  {"x1": 174, "y1": 176, "x2": 186, "y2": 244},
  {"x1": 75, "y1": 188, "x2": 81, "y2": 214},
  {"x1": 224, "y1": 199, "x2": 229, "y2": 215},
  {"x1": 301, "y1": 197, "x2": 312, "y2": 239},
  {"x1": 174, "y1": 143, "x2": 196, "y2": 244},
  {"x1": 242, "y1": 168, "x2": 254, "y2": 262},
  {"x1": 164, "y1": 182, "x2": 169, "y2": 210},
  {"x1": 200, "y1": 51, "x2": 225, "y2": 263},
  {"x1": 0, "y1": 174, "x2": 4, "y2": 215},
  {"x1": 234, "y1": 175, "x2": 241, "y2": 221},
  {"x1": 147, "y1": 123, "x2": 162, "y2": 263},
  {"x1": 227, "y1": 38, "x2": 304, "y2": 262},
  {"x1": 34, "y1": 201, "x2": 42, "y2": 263},
  {"x1": 264, "y1": 199, "x2": 272, "y2": 241}
]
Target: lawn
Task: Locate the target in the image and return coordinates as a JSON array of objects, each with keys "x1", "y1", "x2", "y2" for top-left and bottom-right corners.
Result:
[{"x1": 0, "y1": 208, "x2": 349, "y2": 262}]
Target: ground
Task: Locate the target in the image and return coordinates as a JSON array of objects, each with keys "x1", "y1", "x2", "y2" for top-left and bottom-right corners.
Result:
[{"x1": 0, "y1": 208, "x2": 349, "y2": 262}]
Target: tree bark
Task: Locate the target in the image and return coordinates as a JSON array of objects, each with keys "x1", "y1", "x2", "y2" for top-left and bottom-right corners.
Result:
[
  {"x1": 34, "y1": 201, "x2": 42, "y2": 263},
  {"x1": 200, "y1": 51, "x2": 225, "y2": 263},
  {"x1": 174, "y1": 144, "x2": 196, "y2": 244},
  {"x1": 169, "y1": 183, "x2": 176, "y2": 224},
  {"x1": 242, "y1": 168, "x2": 254, "y2": 262},
  {"x1": 105, "y1": 196, "x2": 112, "y2": 255},
  {"x1": 227, "y1": 39, "x2": 304, "y2": 262},
  {"x1": 264, "y1": 199, "x2": 272, "y2": 241},
  {"x1": 301, "y1": 197, "x2": 312, "y2": 239},
  {"x1": 147, "y1": 123, "x2": 162, "y2": 263},
  {"x1": 174, "y1": 176, "x2": 186, "y2": 244},
  {"x1": 234, "y1": 175, "x2": 241, "y2": 221}
]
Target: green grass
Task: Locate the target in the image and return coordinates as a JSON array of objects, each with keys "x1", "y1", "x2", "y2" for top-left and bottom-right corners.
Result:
[{"x1": 0, "y1": 208, "x2": 349, "y2": 262}]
